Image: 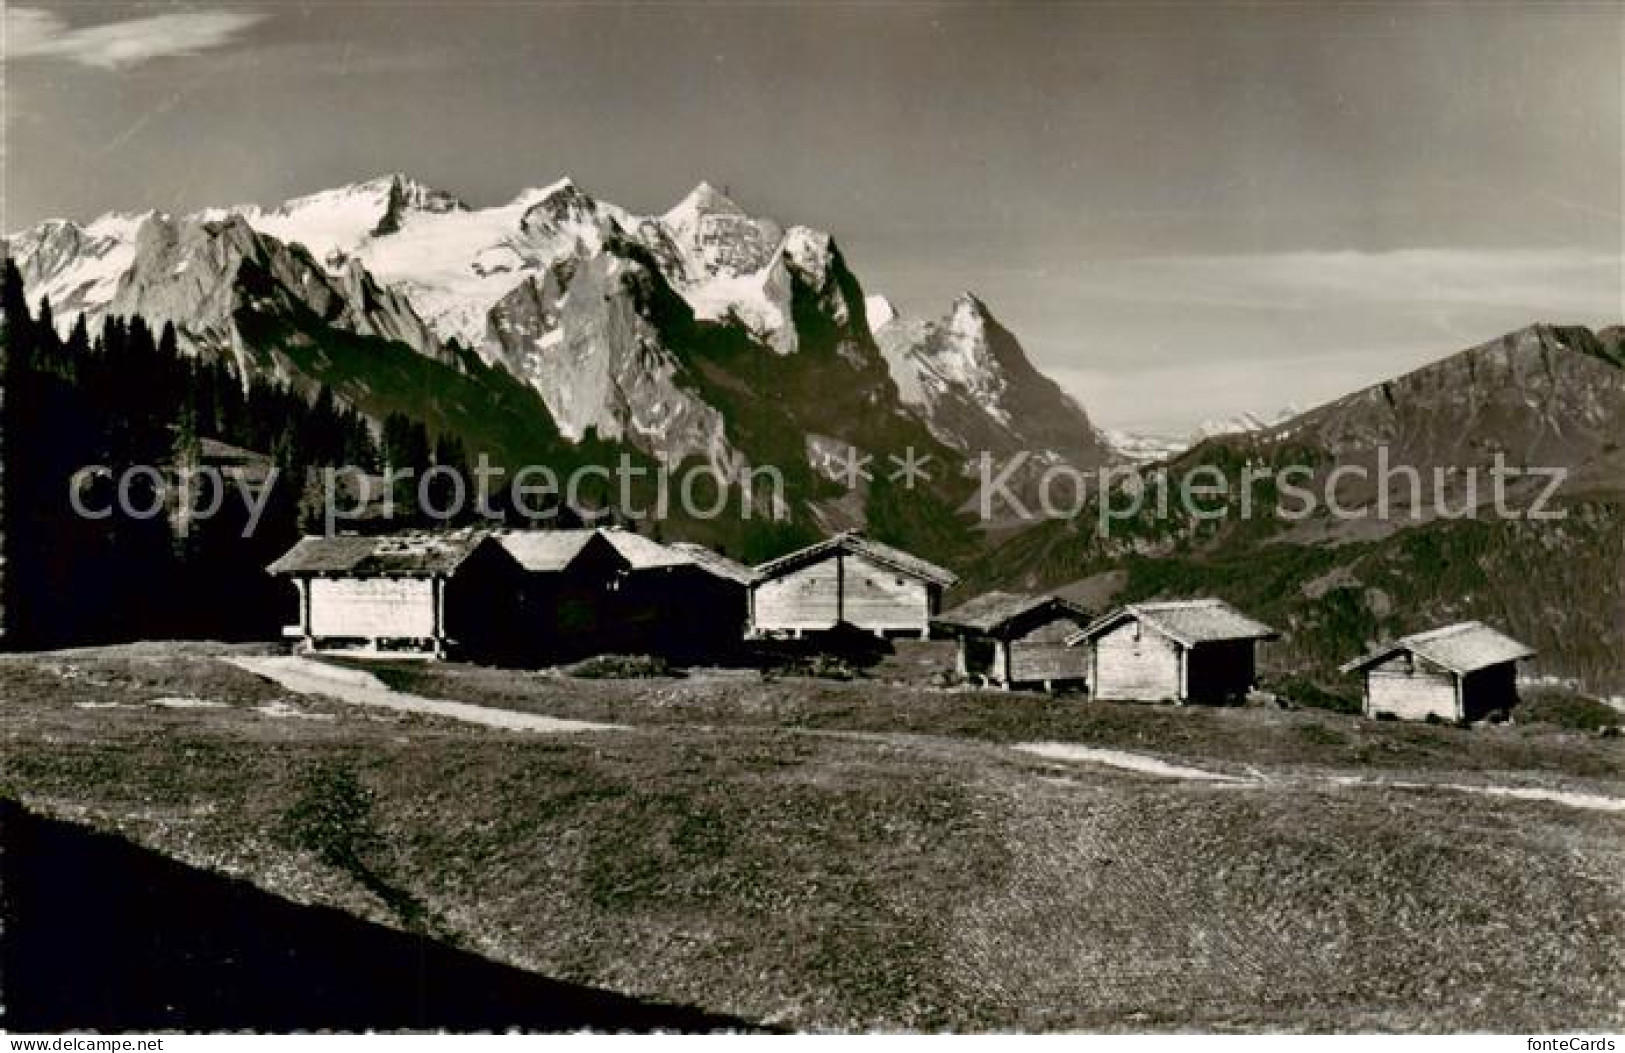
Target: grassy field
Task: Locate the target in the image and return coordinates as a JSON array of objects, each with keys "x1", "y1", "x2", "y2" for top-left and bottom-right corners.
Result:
[
  {"x1": 2, "y1": 642, "x2": 1622, "y2": 1031},
  {"x1": 356, "y1": 651, "x2": 1624, "y2": 781}
]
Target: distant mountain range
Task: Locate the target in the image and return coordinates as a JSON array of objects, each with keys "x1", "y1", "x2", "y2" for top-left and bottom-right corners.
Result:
[
  {"x1": 1108, "y1": 406, "x2": 1303, "y2": 465},
  {"x1": 5, "y1": 175, "x2": 1109, "y2": 485}
]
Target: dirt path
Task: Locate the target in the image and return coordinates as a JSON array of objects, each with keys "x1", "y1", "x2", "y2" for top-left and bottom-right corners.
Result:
[
  {"x1": 1014, "y1": 742, "x2": 1250, "y2": 782},
  {"x1": 1017, "y1": 739, "x2": 1625, "y2": 813},
  {"x1": 224, "y1": 657, "x2": 625, "y2": 734},
  {"x1": 1330, "y1": 776, "x2": 1625, "y2": 814}
]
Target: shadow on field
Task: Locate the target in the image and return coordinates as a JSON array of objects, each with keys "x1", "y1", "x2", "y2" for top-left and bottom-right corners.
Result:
[{"x1": 0, "y1": 801, "x2": 759, "y2": 1033}]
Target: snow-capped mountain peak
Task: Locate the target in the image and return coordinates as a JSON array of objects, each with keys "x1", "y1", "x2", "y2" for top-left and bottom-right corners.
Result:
[
  {"x1": 657, "y1": 181, "x2": 782, "y2": 283},
  {"x1": 946, "y1": 292, "x2": 993, "y2": 344},
  {"x1": 876, "y1": 293, "x2": 1113, "y2": 468},
  {"x1": 4, "y1": 210, "x2": 155, "y2": 325},
  {"x1": 508, "y1": 176, "x2": 588, "y2": 210},
  {"x1": 1189, "y1": 405, "x2": 1302, "y2": 442},
  {"x1": 1107, "y1": 404, "x2": 1306, "y2": 465},
  {"x1": 663, "y1": 180, "x2": 746, "y2": 225},
  {"x1": 248, "y1": 173, "x2": 466, "y2": 263},
  {"x1": 865, "y1": 294, "x2": 898, "y2": 332},
  {"x1": 1104, "y1": 429, "x2": 1190, "y2": 465}
]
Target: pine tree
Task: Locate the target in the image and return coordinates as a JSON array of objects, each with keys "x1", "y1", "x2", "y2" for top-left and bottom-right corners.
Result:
[
  {"x1": 64, "y1": 315, "x2": 90, "y2": 378},
  {"x1": 1, "y1": 262, "x2": 33, "y2": 370},
  {"x1": 428, "y1": 433, "x2": 472, "y2": 523},
  {"x1": 34, "y1": 296, "x2": 55, "y2": 364}
]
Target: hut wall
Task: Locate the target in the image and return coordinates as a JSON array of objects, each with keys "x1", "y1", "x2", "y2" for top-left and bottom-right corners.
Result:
[
  {"x1": 752, "y1": 557, "x2": 841, "y2": 634},
  {"x1": 842, "y1": 552, "x2": 931, "y2": 635},
  {"x1": 444, "y1": 548, "x2": 526, "y2": 662},
  {"x1": 614, "y1": 567, "x2": 744, "y2": 658},
  {"x1": 1184, "y1": 639, "x2": 1257, "y2": 703},
  {"x1": 1460, "y1": 662, "x2": 1519, "y2": 720},
  {"x1": 1008, "y1": 616, "x2": 1091, "y2": 686},
  {"x1": 503, "y1": 547, "x2": 746, "y2": 664},
  {"x1": 1365, "y1": 652, "x2": 1459, "y2": 720},
  {"x1": 1092, "y1": 620, "x2": 1182, "y2": 701},
  {"x1": 657, "y1": 568, "x2": 748, "y2": 658},
  {"x1": 308, "y1": 577, "x2": 435, "y2": 640},
  {"x1": 507, "y1": 551, "x2": 623, "y2": 661}
]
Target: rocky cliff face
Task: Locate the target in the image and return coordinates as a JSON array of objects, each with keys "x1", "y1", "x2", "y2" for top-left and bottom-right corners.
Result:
[
  {"x1": 484, "y1": 247, "x2": 731, "y2": 465},
  {"x1": 875, "y1": 293, "x2": 1114, "y2": 468}
]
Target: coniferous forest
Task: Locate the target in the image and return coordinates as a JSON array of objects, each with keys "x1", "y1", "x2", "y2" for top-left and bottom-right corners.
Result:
[{"x1": 0, "y1": 259, "x2": 390, "y2": 646}]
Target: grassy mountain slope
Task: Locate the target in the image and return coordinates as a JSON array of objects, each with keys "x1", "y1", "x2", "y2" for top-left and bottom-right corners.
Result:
[
  {"x1": 973, "y1": 326, "x2": 1625, "y2": 693},
  {"x1": 3, "y1": 644, "x2": 1620, "y2": 1031}
]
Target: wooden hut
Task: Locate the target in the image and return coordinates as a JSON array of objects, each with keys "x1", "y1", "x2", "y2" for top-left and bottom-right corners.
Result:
[
  {"x1": 1339, "y1": 621, "x2": 1534, "y2": 722},
  {"x1": 932, "y1": 591, "x2": 1092, "y2": 690},
  {"x1": 748, "y1": 531, "x2": 957, "y2": 639},
  {"x1": 268, "y1": 530, "x2": 514, "y2": 659},
  {"x1": 1068, "y1": 598, "x2": 1278, "y2": 703}
]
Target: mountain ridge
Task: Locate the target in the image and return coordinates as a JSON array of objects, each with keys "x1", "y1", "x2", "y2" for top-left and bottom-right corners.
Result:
[
  {"x1": 4, "y1": 176, "x2": 1099, "y2": 493},
  {"x1": 969, "y1": 321, "x2": 1625, "y2": 690}
]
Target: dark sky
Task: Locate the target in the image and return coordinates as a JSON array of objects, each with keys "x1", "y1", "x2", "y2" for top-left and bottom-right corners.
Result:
[{"x1": 6, "y1": 1, "x2": 1621, "y2": 432}]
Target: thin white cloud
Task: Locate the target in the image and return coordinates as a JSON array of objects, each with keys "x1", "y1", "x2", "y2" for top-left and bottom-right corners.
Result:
[{"x1": 5, "y1": 6, "x2": 267, "y2": 70}]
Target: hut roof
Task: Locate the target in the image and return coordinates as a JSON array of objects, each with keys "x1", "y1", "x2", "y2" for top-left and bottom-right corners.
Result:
[
  {"x1": 753, "y1": 531, "x2": 958, "y2": 588},
  {"x1": 268, "y1": 530, "x2": 492, "y2": 577},
  {"x1": 933, "y1": 591, "x2": 1087, "y2": 636},
  {"x1": 1338, "y1": 621, "x2": 1535, "y2": 676},
  {"x1": 669, "y1": 542, "x2": 758, "y2": 584},
  {"x1": 1069, "y1": 598, "x2": 1279, "y2": 648},
  {"x1": 270, "y1": 527, "x2": 750, "y2": 583},
  {"x1": 603, "y1": 530, "x2": 693, "y2": 571},
  {"x1": 495, "y1": 528, "x2": 690, "y2": 573}
]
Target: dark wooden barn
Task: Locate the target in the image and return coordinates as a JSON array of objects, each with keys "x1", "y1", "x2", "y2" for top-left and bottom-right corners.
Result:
[
  {"x1": 1068, "y1": 598, "x2": 1279, "y2": 704},
  {"x1": 1339, "y1": 621, "x2": 1534, "y2": 722},
  {"x1": 932, "y1": 591, "x2": 1092, "y2": 691},
  {"x1": 492, "y1": 528, "x2": 750, "y2": 663}
]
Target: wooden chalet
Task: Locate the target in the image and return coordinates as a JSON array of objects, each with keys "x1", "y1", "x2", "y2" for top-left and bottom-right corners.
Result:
[
  {"x1": 932, "y1": 591, "x2": 1092, "y2": 691},
  {"x1": 268, "y1": 529, "x2": 511, "y2": 659},
  {"x1": 1339, "y1": 621, "x2": 1534, "y2": 722},
  {"x1": 748, "y1": 531, "x2": 958, "y2": 639},
  {"x1": 1068, "y1": 598, "x2": 1278, "y2": 703}
]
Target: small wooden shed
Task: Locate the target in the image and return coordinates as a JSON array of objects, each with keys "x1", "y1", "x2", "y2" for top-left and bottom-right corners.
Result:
[
  {"x1": 932, "y1": 591, "x2": 1092, "y2": 690},
  {"x1": 748, "y1": 531, "x2": 958, "y2": 639},
  {"x1": 268, "y1": 529, "x2": 511, "y2": 658},
  {"x1": 1068, "y1": 598, "x2": 1278, "y2": 704},
  {"x1": 1339, "y1": 621, "x2": 1534, "y2": 722}
]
